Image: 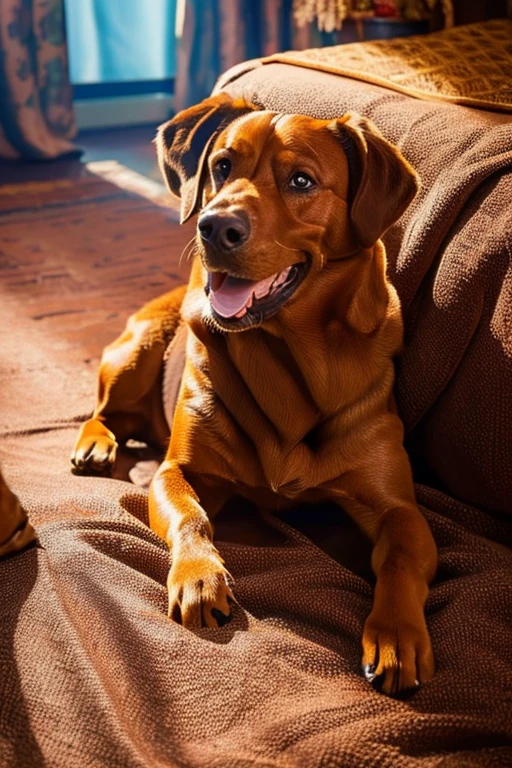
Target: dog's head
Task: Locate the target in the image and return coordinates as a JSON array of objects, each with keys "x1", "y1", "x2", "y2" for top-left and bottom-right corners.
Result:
[{"x1": 156, "y1": 93, "x2": 418, "y2": 333}]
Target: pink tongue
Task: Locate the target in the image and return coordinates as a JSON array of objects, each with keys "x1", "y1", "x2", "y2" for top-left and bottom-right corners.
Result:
[{"x1": 210, "y1": 272, "x2": 276, "y2": 319}]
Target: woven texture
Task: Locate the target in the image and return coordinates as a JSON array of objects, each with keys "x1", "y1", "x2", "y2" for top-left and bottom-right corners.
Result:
[
  {"x1": 217, "y1": 53, "x2": 512, "y2": 517},
  {"x1": 263, "y1": 20, "x2": 512, "y2": 112},
  {"x1": 1, "y1": 86, "x2": 512, "y2": 768}
]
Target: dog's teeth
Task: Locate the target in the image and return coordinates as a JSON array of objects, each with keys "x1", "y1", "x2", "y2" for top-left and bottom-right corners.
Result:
[
  {"x1": 251, "y1": 265, "x2": 294, "y2": 304},
  {"x1": 254, "y1": 275, "x2": 277, "y2": 300},
  {"x1": 270, "y1": 266, "x2": 292, "y2": 294},
  {"x1": 269, "y1": 277, "x2": 278, "y2": 294}
]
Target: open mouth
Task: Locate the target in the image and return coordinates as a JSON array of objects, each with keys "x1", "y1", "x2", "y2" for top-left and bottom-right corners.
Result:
[{"x1": 205, "y1": 260, "x2": 308, "y2": 330}]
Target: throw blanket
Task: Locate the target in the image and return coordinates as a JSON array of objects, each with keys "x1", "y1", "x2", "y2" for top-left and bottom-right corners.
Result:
[
  {"x1": 261, "y1": 20, "x2": 512, "y2": 112},
  {"x1": 2, "y1": 29, "x2": 512, "y2": 768}
]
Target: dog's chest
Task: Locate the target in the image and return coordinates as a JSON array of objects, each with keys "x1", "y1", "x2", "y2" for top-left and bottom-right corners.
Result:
[
  {"x1": 186, "y1": 389, "x2": 322, "y2": 498},
  {"x1": 174, "y1": 330, "x2": 348, "y2": 496}
]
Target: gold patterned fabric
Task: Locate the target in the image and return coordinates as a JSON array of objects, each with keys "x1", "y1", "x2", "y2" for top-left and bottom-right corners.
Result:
[{"x1": 264, "y1": 19, "x2": 512, "y2": 112}]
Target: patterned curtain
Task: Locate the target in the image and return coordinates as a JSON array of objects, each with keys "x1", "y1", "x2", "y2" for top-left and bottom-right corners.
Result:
[
  {"x1": 174, "y1": 0, "x2": 327, "y2": 112},
  {"x1": 0, "y1": 0, "x2": 79, "y2": 160}
]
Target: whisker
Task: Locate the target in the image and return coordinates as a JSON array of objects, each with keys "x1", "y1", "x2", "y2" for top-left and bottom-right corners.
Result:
[
  {"x1": 274, "y1": 239, "x2": 300, "y2": 253},
  {"x1": 301, "y1": 140, "x2": 320, "y2": 159},
  {"x1": 179, "y1": 237, "x2": 196, "y2": 267}
]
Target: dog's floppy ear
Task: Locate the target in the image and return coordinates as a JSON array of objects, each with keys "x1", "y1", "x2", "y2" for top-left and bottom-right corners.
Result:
[
  {"x1": 332, "y1": 114, "x2": 419, "y2": 249},
  {"x1": 346, "y1": 241, "x2": 391, "y2": 334},
  {"x1": 155, "y1": 93, "x2": 256, "y2": 223}
]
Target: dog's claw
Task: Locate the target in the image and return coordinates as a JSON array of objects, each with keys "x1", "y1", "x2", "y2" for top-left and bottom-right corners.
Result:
[
  {"x1": 71, "y1": 441, "x2": 117, "y2": 474},
  {"x1": 361, "y1": 608, "x2": 434, "y2": 696},
  {"x1": 167, "y1": 557, "x2": 235, "y2": 630},
  {"x1": 210, "y1": 607, "x2": 231, "y2": 627},
  {"x1": 363, "y1": 664, "x2": 377, "y2": 683},
  {"x1": 71, "y1": 420, "x2": 118, "y2": 475},
  {"x1": 362, "y1": 664, "x2": 421, "y2": 698}
]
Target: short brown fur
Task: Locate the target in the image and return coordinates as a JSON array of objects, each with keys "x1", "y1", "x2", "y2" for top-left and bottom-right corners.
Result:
[{"x1": 72, "y1": 95, "x2": 437, "y2": 696}]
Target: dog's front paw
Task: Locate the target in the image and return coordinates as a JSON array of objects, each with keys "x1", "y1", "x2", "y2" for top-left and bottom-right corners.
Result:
[
  {"x1": 71, "y1": 419, "x2": 118, "y2": 474},
  {"x1": 167, "y1": 552, "x2": 235, "y2": 629},
  {"x1": 361, "y1": 608, "x2": 434, "y2": 696}
]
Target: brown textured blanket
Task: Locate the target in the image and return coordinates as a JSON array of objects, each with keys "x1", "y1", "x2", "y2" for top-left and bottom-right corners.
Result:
[{"x1": 2, "y1": 41, "x2": 512, "y2": 768}]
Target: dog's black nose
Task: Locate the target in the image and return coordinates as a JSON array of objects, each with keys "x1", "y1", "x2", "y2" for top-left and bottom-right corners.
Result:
[{"x1": 197, "y1": 210, "x2": 250, "y2": 252}]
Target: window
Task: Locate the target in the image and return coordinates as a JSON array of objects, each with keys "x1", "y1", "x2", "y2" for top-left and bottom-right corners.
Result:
[{"x1": 65, "y1": 0, "x2": 177, "y2": 128}]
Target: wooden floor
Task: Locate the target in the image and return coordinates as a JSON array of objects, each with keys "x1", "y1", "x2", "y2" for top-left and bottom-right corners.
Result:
[
  {"x1": 0, "y1": 124, "x2": 162, "y2": 186},
  {"x1": 78, "y1": 124, "x2": 162, "y2": 181}
]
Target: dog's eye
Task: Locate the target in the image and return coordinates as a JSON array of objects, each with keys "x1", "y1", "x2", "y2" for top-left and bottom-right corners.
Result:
[
  {"x1": 289, "y1": 172, "x2": 315, "y2": 191},
  {"x1": 214, "y1": 158, "x2": 231, "y2": 181}
]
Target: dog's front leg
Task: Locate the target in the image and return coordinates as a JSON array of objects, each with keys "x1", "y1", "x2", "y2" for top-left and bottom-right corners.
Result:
[
  {"x1": 71, "y1": 286, "x2": 186, "y2": 475},
  {"x1": 329, "y1": 425, "x2": 437, "y2": 695},
  {"x1": 358, "y1": 502, "x2": 437, "y2": 695},
  {"x1": 149, "y1": 460, "x2": 234, "y2": 629}
]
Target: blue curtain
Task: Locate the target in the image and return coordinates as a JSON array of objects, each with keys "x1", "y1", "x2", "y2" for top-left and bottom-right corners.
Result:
[
  {"x1": 65, "y1": 0, "x2": 177, "y2": 84},
  {"x1": 174, "y1": 0, "x2": 325, "y2": 112}
]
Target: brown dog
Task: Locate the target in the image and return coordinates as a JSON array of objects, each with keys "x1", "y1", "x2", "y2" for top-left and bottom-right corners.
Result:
[
  {"x1": 71, "y1": 94, "x2": 437, "y2": 696},
  {"x1": 0, "y1": 466, "x2": 36, "y2": 557}
]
